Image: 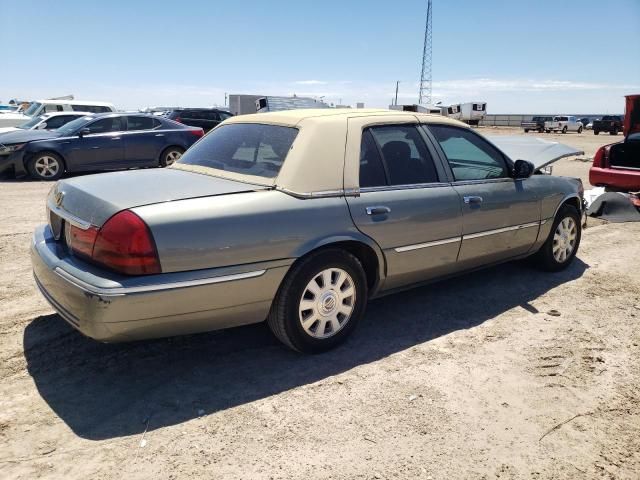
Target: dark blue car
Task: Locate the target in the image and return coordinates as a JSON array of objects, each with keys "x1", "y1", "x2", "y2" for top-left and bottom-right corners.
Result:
[{"x1": 0, "y1": 113, "x2": 204, "y2": 180}]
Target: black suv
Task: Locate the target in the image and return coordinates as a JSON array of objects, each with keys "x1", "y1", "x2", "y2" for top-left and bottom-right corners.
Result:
[{"x1": 164, "y1": 108, "x2": 233, "y2": 132}]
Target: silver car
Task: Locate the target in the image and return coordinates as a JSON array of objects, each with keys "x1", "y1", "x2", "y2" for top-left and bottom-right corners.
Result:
[{"x1": 31, "y1": 109, "x2": 584, "y2": 353}]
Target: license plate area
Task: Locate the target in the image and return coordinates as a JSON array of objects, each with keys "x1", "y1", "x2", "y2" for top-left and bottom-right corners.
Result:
[{"x1": 48, "y1": 209, "x2": 63, "y2": 241}]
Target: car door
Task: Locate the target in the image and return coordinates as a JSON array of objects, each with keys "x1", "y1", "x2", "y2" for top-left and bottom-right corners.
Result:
[
  {"x1": 123, "y1": 116, "x2": 165, "y2": 166},
  {"x1": 66, "y1": 117, "x2": 125, "y2": 171},
  {"x1": 345, "y1": 121, "x2": 463, "y2": 291},
  {"x1": 425, "y1": 124, "x2": 540, "y2": 270}
]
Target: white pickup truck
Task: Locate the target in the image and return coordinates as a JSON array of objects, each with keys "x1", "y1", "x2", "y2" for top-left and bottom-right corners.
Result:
[{"x1": 544, "y1": 115, "x2": 583, "y2": 134}]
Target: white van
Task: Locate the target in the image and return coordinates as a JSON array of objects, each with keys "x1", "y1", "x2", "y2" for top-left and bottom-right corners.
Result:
[{"x1": 0, "y1": 100, "x2": 115, "y2": 128}]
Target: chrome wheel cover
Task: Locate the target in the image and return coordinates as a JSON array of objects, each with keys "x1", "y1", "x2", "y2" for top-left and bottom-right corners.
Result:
[
  {"x1": 553, "y1": 217, "x2": 577, "y2": 263},
  {"x1": 299, "y1": 268, "x2": 356, "y2": 339},
  {"x1": 165, "y1": 150, "x2": 182, "y2": 165},
  {"x1": 34, "y1": 156, "x2": 60, "y2": 178}
]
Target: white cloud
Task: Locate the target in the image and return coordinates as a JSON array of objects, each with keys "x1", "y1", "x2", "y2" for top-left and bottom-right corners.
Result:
[{"x1": 292, "y1": 80, "x2": 328, "y2": 85}]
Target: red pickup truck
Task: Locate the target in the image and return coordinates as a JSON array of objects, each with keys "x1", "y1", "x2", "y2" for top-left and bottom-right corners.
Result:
[{"x1": 589, "y1": 95, "x2": 640, "y2": 191}]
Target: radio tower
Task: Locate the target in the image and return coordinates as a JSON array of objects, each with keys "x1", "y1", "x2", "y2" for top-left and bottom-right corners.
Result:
[{"x1": 418, "y1": 0, "x2": 433, "y2": 105}]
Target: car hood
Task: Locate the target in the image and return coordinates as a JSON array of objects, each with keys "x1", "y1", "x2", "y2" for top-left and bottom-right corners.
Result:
[
  {"x1": 486, "y1": 135, "x2": 584, "y2": 170},
  {"x1": 49, "y1": 168, "x2": 270, "y2": 227},
  {"x1": 0, "y1": 129, "x2": 60, "y2": 145}
]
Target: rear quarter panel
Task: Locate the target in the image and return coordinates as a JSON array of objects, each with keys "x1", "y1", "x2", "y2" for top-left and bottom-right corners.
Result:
[{"x1": 133, "y1": 190, "x2": 382, "y2": 274}]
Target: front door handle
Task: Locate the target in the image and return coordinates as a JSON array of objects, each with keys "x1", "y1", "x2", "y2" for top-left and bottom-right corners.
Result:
[
  {"x1": 463, "y1": 196, "x2": 483, "y2": 205},
  {"x1": 155, "y1": 133, "x2": 165, "y2": 137},
  {"x1": 111, "y1": 137, "x2": 121, "y2": 140},
  {"x1": 366, "y1": 206, "x2": 391, "y2": 215}
]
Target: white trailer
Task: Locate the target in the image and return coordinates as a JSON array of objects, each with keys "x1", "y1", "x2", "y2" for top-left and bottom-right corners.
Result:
[
  {"x1": 389, "y1": 104, "x2": 443, "y2": 114},
  {"x1": 445, "y1": 102, "x2": 487, "y2": 125}
]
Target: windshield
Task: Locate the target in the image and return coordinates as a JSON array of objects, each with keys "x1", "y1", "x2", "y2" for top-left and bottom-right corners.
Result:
[
  {"x1": 24, "y1": 102, "x2": 42, "y2": 117},
  {"x1": 18, "y1": 115, "x2": 45, "y2": 129},
  {"x1": 56, "y1": 116, "x2": 94, "y2": 136},
  {"x1": 178, "y1": 123, "x2": 298, "y2": 179}
]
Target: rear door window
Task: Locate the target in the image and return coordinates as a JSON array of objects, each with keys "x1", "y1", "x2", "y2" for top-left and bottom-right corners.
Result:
[
  {"x1": 368, "y1": 125, "x2": 439, "y2": 185},
  {"x1": 359, "y1": 130, "x2": 387, "y2": 188},
  {"x1": 43, "y1": 115, "x2": 77, "y2": 129},
  {"x1": 126, "y1": 116, "x2": 156, "y2": 131}
]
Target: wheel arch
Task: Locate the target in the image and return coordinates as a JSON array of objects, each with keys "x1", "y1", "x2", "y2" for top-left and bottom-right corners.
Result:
[
  {"x1": 291, "y1": 234, "x2": 386, "y2": 295},
  {"x1": 553, "y1": 194, "x2": 582, "y2": 219},
  {"x1": 159, "y1": 144, "x2": 186, "y2": 161}
]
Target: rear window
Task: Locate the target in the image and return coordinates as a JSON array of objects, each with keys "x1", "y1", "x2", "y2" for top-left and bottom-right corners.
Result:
[
  {"x1": 178, "y1": 123, "x2": 298, "y2": 179},
  {"x1": 71, "y1": 105, "x2": 112, "y2": 113}
]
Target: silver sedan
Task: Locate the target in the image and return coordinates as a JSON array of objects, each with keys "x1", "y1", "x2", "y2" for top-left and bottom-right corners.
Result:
[{"x1": 32, "y1": 109, "x2": 584, "y2": 352}]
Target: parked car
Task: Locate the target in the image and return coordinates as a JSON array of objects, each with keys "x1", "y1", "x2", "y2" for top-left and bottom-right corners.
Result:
[
  {"x1": 0, "y1": 111, "x2": 90, "y2": 135},
  {"x1": 544, "y1": 116, "x2": 583, "y2": 134},
  {"x1": 0, "y1": 100, "x2": 115, "y2": 128},
  {"x1": 0, "y1": 113, "x2": 203, "y2": 180},
  {"x1": 521, "y1": 116, "x2": 553, "y2": 133},
  {"x1": 592, "y1": 115, "x2": 623, "y2": 135},
  {"x1": 163, "y1": 108, "x2": 233, "y2": 132},
  {"x1": 589, "y1": 95, "x2": 640, "y2": 191},
  {"x1": 31, "y1": 109, "x2": 585, "y2": 353},
  {"x1": 586, "y1": 119, "x2": 596, "y2": 130}
]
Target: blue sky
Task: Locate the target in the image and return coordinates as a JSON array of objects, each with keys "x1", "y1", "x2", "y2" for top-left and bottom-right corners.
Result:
[{"x1": 1, "y1": 0, "x2": 639, "y2": 113}]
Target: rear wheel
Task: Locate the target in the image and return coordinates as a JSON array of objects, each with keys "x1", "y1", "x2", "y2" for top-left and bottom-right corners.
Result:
[
  {"x1": 577, "y1": 126, "x2": 583, "y2": 133},
  {"x1": 267, "y1": 249, "x2": 368, "y2": 353},
  {"x1": 27, "y1": 152, "x2": 64, "y2": 181},
  {"x1": 532, "y1": 204, "x2": 581, "y2": 271},
  {"x1": 594, "y1": 130, "x2": 600, "y2": 135},
  {"x1": 562, "y1": 126, "x2": 568, "y2": 134},
  {"x1": 537, "y1": 127, "x2": 544, "y2": 133},
  {"x1": 545, "y1": 129, "x2": 550, "y2": 133},
  {"x1": 610, "y1": 127, "x2": 618, "y2": 135},
  {"x1": 524, "y1": 129, "x2": 529, "y2": 133},
  {"x1": 160, "y1": 146, "x2": 184, "y2": 167}
]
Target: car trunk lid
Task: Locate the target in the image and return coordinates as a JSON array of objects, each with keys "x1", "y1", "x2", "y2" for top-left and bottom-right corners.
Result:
[
  {"x1": 624, "y1": 94, "x2": 640, "y2": 137},
  {"x1": 48, "y1": 168, "x2": 270, "y2": 228}
]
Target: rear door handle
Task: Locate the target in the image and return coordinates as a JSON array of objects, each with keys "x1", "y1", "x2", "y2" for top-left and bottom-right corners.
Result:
[
  {"x1": 111, "y1": 137, "x2": 121, "y2": 140},
  {"x1": 366, "y1": 206, "x2": 391, "y2": 215},
  {"x1": 463, "y1": 196, "x2": 483, "y2": 205},
  {"x1": 155, "y1": 133, "x2": 165, "y2": 137}
]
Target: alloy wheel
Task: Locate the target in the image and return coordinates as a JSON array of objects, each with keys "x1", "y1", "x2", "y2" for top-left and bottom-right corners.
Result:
[
  {"x1": 298, "y1": 268, "x2": 356, "y2": 339},
  {"x1": 34, "y1": 156, "x2": 60, "y2": 178},
  {"x1": 165, "y1": 150, "x2": 182, "y2": 165},
  {"x1": 553, "y1": 217, "x2": 577, "y2": 263}
]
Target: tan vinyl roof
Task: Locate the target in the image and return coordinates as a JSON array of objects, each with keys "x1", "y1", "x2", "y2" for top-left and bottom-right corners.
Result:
[{"x1": 174, "y1": 109, "x2": 469, "y2": 195}]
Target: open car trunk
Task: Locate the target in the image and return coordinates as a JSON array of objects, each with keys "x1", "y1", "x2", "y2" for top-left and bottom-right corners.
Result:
[{"x1": 610, "y1": 136, "x2": 640, "y2": 170}]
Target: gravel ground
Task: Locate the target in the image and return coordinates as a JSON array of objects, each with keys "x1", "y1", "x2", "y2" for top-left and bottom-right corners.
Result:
[{"x1": 1, "y1": 128, "x2": 639, "y2": 479}]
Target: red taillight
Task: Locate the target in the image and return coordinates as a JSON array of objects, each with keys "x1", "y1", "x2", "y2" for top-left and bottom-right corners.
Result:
[
  {"x1": 174, "y1": 116, "x2": 182, "y2": 123},
  {"x1": 592, "y1": 145, "x2": 610, "y2": 168},
  {"x1": 190, "y1": 128, "x2": 204, "y2": 138},
  {"x1": 93, "y1": 210, "x2": 161, "y2": 275},
  {"x1": 67, "y1": 224, "x2": 98, "y2": 258},
  {"x1": 67, "y1": 210, "x2": 161, "y2": 275}
]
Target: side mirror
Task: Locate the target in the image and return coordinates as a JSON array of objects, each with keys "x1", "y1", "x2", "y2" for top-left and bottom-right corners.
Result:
[
  {"x1": 513, "y1": 159, "x2": 535, "y2": 179},
  {"x1": 78, "y1": 128, "x2": 91, "y2": 137}
]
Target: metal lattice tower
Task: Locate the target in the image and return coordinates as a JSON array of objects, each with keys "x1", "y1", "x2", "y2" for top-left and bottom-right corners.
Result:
[{"x1": 418, "y1": 0, "x2": 433, "y2": 105}]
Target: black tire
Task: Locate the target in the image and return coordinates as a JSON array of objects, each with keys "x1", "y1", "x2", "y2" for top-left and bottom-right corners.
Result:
[
  {"x1": 594, "y1": 130, "x2": 600, "y2": 135},
  {"x1": 267, "y1": 249, "x2": 368, "y2": 353},
  {"x1": 532, "y1": 204, "x2": 581, "y2": 272},
  {"x1": 538, "y1": 128, "x2": 544, "y2": 133},
  {"x1": 562, "y1": 126, "x2": 568, "y2": 134},
  {"x1": 610, "y1": 128, "x2": 618, "y2": 136},
  {"x1": 545, "y1": 130, "x2": 550, "y2": 133},
  {"x1": 577, "y1": 126, "x2": 583, "y2": 134},
  {"x1": 27, "y1": 152, "x2": 64, "y2": 181},
  {"x1": 159, "y1": 146, "x2": 185, "y2": 167},
  {"x1": 524, "y1": 129, "x2": 529, "y2": 133}
]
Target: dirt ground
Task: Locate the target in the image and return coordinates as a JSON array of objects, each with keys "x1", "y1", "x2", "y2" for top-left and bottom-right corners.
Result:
[{"x1": 1, "y1": 127, "x2": 639, "y2": 479}]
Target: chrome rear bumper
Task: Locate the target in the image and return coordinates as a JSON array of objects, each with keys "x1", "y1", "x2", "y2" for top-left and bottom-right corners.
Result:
[{"x1": 31, "y1": 225, "x2": 290, "y2": 342}]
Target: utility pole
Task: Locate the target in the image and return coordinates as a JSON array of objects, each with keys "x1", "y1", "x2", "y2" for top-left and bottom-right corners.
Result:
[
  {"x1": 418, "y1": 0, "x2": 433, "y2": 105},
  {"x1": 394, "y1": 81, "x2": 400, "y2": 106}
]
